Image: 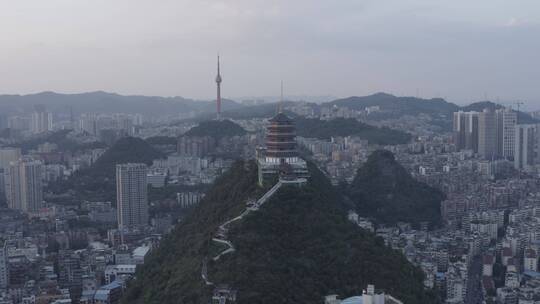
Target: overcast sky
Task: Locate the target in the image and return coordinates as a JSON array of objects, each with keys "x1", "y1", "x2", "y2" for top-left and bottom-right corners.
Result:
[{"x1": 0, "y1": 0, "x2": 539, "y2": 107}]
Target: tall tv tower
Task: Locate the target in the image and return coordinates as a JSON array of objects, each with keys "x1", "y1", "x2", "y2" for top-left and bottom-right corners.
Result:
[{"x1": 215, "y1": 55, "x2": 222, "y2": 120}]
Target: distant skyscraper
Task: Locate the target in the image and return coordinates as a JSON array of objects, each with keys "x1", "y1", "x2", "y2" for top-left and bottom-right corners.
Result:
[
  {"x1": 8, "y1": 116, "x2": 31, "y2": 131},
  {"x1": 5, "y1": 158, "x2": 43, "y2": 213},
  {"x1": 0, "y1": 115, "x2": 7, "y2": 129},
  {"x1": 0, "y1": 241, "x2": 8, "y2": 289},
  {"x1": 79, "y1": 114, "x2": 98, "y2": 135},
  {"x1": 0, "y1": 147, "x2": 21, "y2": 170},
  {"x1": 514, "y1": 124, "x2": 539, "y2": 171},
  {"x1": 116, "y1": 163, "x2": 149, "y2": 229},
  {"x1": 453, "y1": 111, "x2": 467, "y2": 150},
  {"x1": 478, "y1": 109, "x2": 497, "y2": 159},
  {"x1": 495, "y1": 108, "x2": 517, "y2": 160},
  {"x1": 30, "y1": 105, "x2": 53, "y2": 134},
  {"x1": 465, "y1": 112, "x2": 479, "y2": 153},
  {"x1": 0, "y1": 147, "x2": 17, "y2": 198},
  {"x1": 453, "y1": 111, "x2": 479, "y2": 153},
  {"x1": 215, "y1": 55, "x2": 222, "y2": 120}
]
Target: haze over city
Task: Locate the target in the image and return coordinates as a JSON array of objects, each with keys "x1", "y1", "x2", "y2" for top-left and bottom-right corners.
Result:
[
  {"x1": 1, "y1": 0, "x2": 539, "y2": 107},
  {"x1": 2, "y1": 2, "x2": 540, "y2": 304}
]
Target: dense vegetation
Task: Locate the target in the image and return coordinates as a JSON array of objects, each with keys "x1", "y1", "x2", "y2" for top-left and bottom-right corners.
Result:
[
  {"x1": 47, "y1": 137, "x2": 164, "y2": 204},
  {"x1": 460, "y1": 101, "x2": 501, "y2": 112},
  {"x1": 122, "y1": 161, "x2": 263, "y2": 304},
  {"x1": 183, "y1": 119, "x2": 246, "y2": 138},
  {"x1": 347, "y1": 150, "x2": 444, "y2": 229},
  {"x1": 295, "y1": 117, "x2": 412, "y2": 145},
  {"x1": 328, "y1": 93, "x2": 458, "y2": 116},
  {"x1": 123, "y1": 160, "x2": 438, "y2": 304},
  {"x1": 144, "y1": 136, "x2": 177, "y2": 146}
]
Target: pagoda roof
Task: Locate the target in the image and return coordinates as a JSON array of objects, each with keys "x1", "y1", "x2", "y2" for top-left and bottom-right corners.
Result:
[{"x1": 269, "y1": 112, "x2": 293, "y2": 123}]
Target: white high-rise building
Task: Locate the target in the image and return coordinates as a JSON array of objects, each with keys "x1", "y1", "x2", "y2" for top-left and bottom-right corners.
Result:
[
  {"x1": 496, "y1": 108, "x2": 517, "y2": 159},
  {"x1": 0, "y1": 148, "x2": 21, "y2": 199},
  {"x1": 453, "y1": 111, "x2": 479, "y2": 153},
  {"x1": 0, "y1": 147, "x2": 21, "y2": 170},
  {"x1": 5, "y1": 158, "x2": 43, "y2": 213},
  {"x1": 116, "y1": 163, "x2": 149, "y2": 229},
  {"x1": 31, "y1": 105, "x2": 53, "y2": 134},
  {"x1": 514, "y1": 124, "x2": 539, "y2": 171},
  {"x1": 79, "y1": 114, "x2": 98, "y2": 135},
  {"x1": 0, "y1": 241, "x2": 8, "y2": 289},
  {"x1": 478, "y1": 109, "x2": 497, "y2": 159}
]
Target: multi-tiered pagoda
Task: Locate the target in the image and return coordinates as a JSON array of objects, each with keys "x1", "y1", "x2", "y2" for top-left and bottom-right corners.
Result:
[{"x1": 257, "y1": 111, "x2": 308, "y2": 186}]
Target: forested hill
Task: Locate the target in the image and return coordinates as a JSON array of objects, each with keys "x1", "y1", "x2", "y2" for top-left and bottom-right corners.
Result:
[
  {"x1": 122, "y1": 160, "x2": 438, "y2": 304},
  {"x1": 295, "y1": 117, "x2": 412, "y2": 145},
  {"x1": 325, "y1": 93, "x2": 539, "y2": 127},
  {"x1": 348, "y1": 150, "x2": 444, "y2": 228},
  {"x1": 327, "y1": 93, "x2": 458, "y2": 116},
  {"x1": 47, "y1": 137, "x2": 164, "y2": 204}
]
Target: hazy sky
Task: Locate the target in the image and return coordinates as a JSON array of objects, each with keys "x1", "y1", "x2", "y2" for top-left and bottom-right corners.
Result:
[{"x1": 1, "y1": 0, "x2": 539, "y2": 107}]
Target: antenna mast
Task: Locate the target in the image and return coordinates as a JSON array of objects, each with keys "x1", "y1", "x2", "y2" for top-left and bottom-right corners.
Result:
[
  {"x1": 279, "y1": 80, "x2": 283, "y2": 113},
  {"x1": 215, "y1": 54, "x2": 222, "y2": 120}
]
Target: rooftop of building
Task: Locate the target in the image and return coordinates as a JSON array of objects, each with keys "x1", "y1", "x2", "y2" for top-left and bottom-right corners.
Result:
[{"x1": 269, "y1": 112, "x2": 293, "y2": 124}]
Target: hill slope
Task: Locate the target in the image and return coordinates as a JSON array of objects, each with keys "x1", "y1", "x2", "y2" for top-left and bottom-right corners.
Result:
[
  {"x1": 460, "y1": 101, "x2": 502, "y2": 112},
  {"x1": 348, "y1": 150, "x2": 444, "y2": 228},
  {"x1": 47, "y1": 137, "x2": 163, "y2": 203},
  {"x1": 295, "y1": 117, "x2": 411, "y2": 145},
  {"x1": 328, "y1": 93, "x2": 458, "y2": 116},
  {"x1": 122, "y1": 161, "x2": 438, "y2": 304},
  {"x1": 326, "y1": 93, "x2": 539, "y2": 129}
]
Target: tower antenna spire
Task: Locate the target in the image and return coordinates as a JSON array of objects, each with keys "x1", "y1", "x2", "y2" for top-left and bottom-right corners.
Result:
[
  {"x1": 215, "y1": 54, "x2": 222, "y2": 120},
  {"x1": 279, "y1": 80, "x2": 283, "y2": 114}
]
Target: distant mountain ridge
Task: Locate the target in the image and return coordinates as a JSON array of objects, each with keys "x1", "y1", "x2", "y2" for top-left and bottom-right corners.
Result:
[
  {"x1": 327, "y1": 92, "x2": 459, "y2": 116},
  {"x1": 0, "y1": 91, "x2": 242, "y2": 116},
  {"x1": 295, "y1": 117, "x2": 411, "y2": 145},
  {"x1": 323, "y1": 93, "x2": 539, "y2": 128},
  {"x1": 1, "y1": 91, "x2": 536, "y2": 127}
]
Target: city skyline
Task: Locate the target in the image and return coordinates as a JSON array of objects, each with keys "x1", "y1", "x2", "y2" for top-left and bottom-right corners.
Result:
[
  {"x1": 7, "y1": 1, "x2": 540, "y2": 303},
  {"x1": 1, "y1": 1, "x2": 539, "y2": 107}
]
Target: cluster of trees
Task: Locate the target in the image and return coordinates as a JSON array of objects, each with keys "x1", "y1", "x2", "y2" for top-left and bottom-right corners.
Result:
[
  {"x1": 295, "y1": 117, "x2": 412, "y2": 145},
  {"x1": 347, "y1": 150, "x2": 444, "y2": 229},
  {"x1": 122, "y1": 160, "x2": 439, "y2": 304},
  {"x1": 144, "y1": 136, "x2": 177, "y2": 146},
  {"x1": 47, "y1": 136, "x2": 164, "y2": 204},
  {"x1": 122, "y1": 161, "x2": 263, "y2": 304},
  {"x1": 328, "y1": 93, "x2": 457, "y2": 117}
]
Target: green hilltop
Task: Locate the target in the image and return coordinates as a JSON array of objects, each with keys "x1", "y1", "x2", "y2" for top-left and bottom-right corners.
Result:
[
  {"x1": 47, "y1": 136, "x2": 163, "y2": 204},
  {"x1": 295, "y1": 117, "x2": 412, "y2": 145},
  {"x1": 122, "y1": 160, "x2": 438, "y2": 304},
  {"x1": 347, "y1": 150, "x2": 444, "y2": 229}
]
